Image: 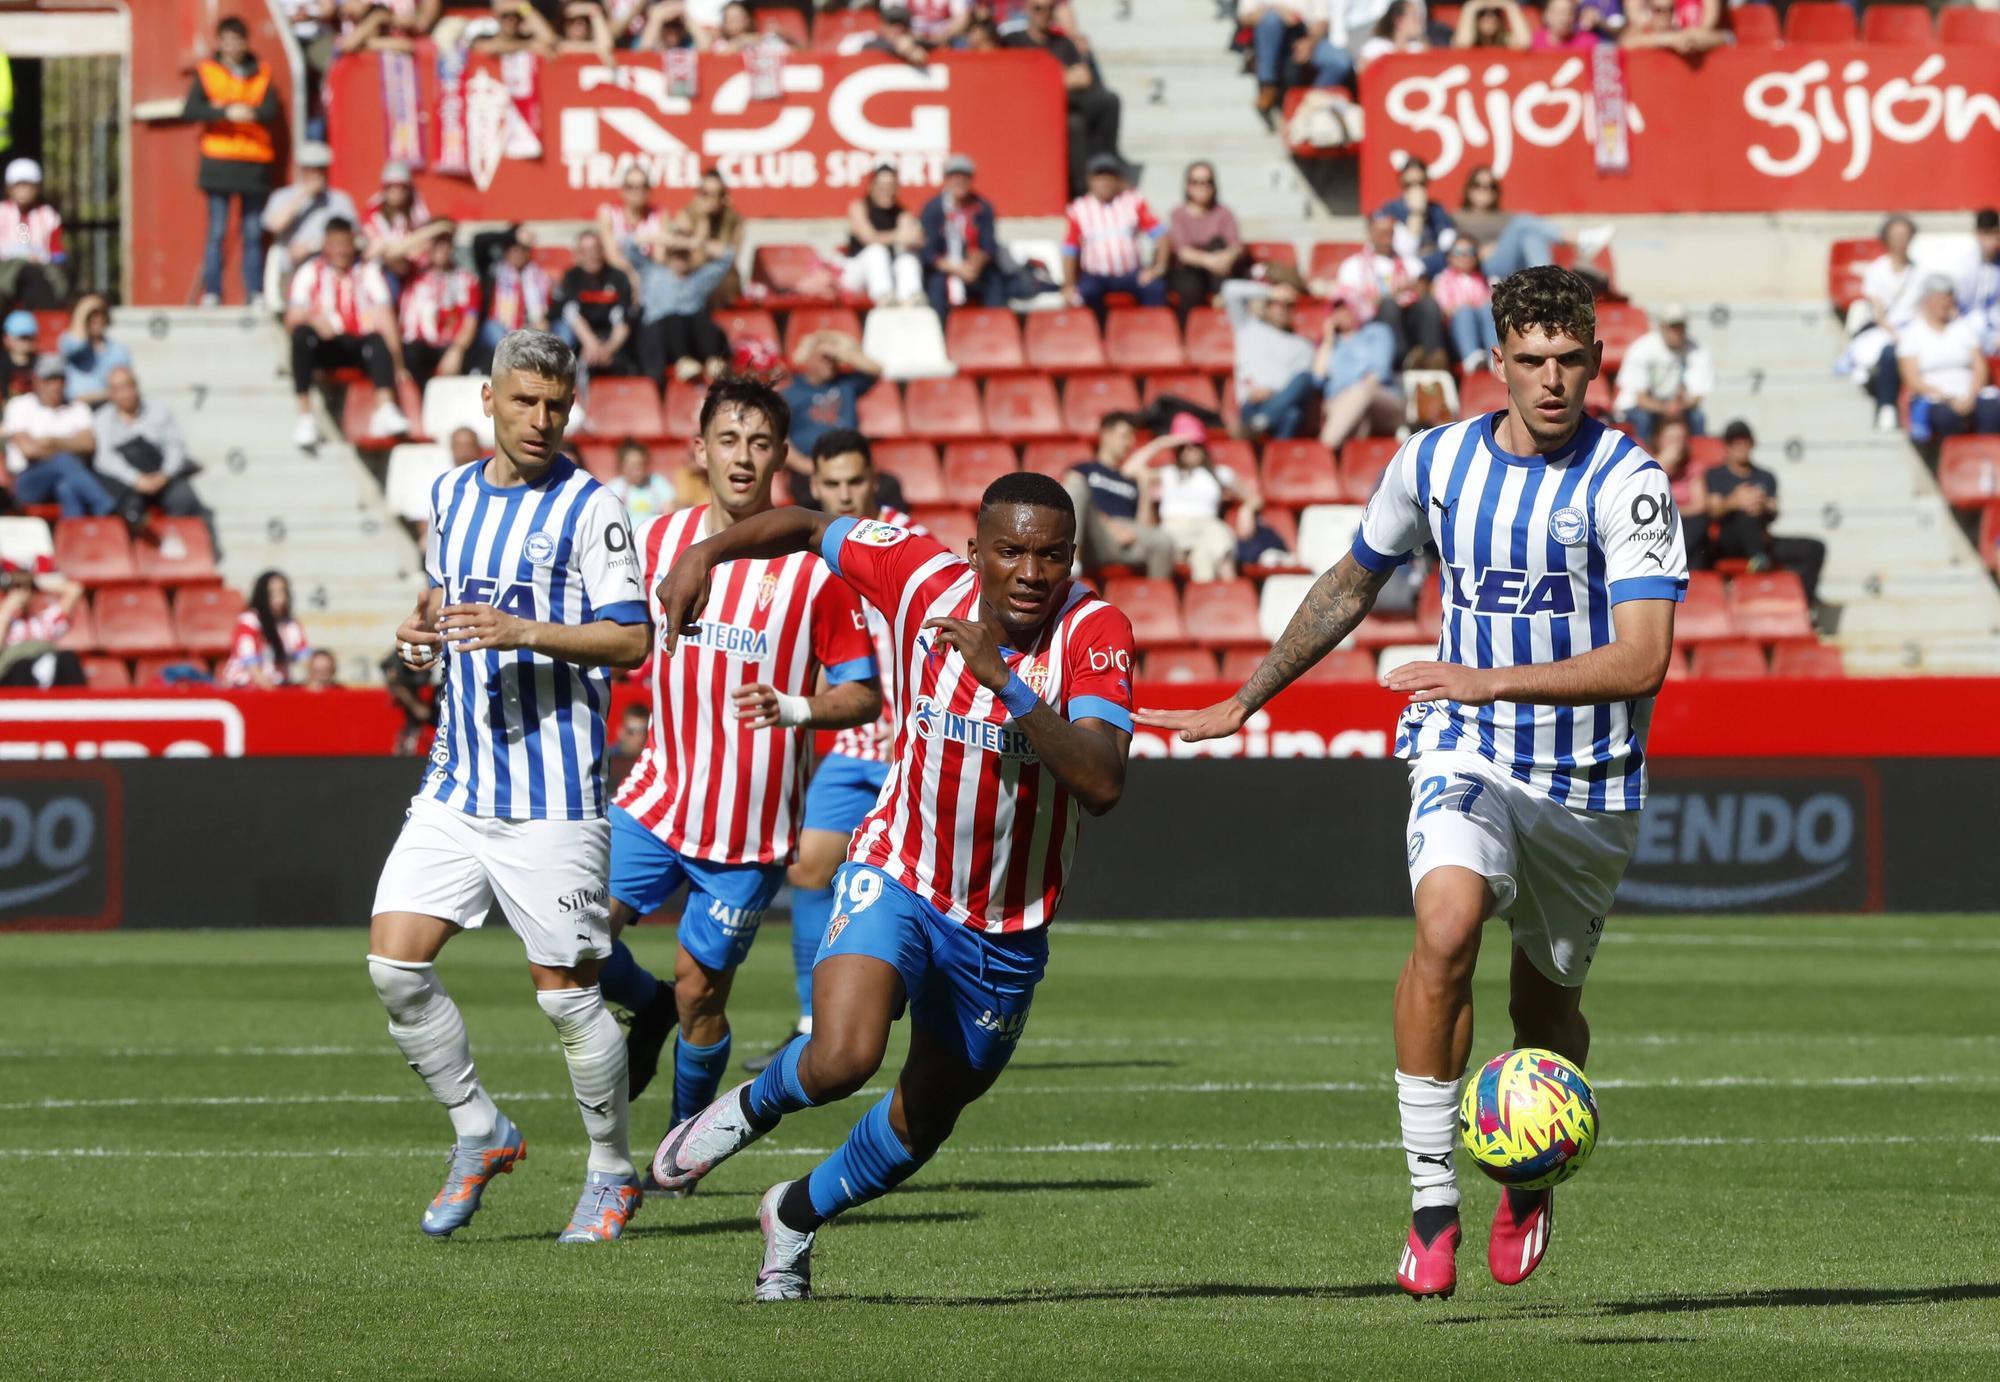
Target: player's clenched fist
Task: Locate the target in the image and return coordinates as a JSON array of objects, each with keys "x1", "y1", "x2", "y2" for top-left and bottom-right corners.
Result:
[
  {"x1": 922, "y1": 616, "x2": 1007, "y2": 690},
  {"x1": 438, "y1": 602, "x2": 529, "y2": 653}
]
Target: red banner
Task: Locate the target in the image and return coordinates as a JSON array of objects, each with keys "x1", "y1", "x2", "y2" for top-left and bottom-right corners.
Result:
[
  {"x1": 0, "y1": 691, "x2": 408, "y2": 759},
  {"x1": 1359, "y1": 46, "x2": 2000, "y2": 213},
  {"x1": 325, "y1": 49, "x2": 1069, "y2": 221}
]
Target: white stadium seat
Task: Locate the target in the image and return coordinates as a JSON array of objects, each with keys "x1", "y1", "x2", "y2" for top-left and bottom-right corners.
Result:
[
  {"x1": 1257, "y1": 573, "x2": 1317, "y2": 645},
  {"x1": 1296, "y1": 503, "x2": 1366, "y2": 574},
  {"x1": 0, "y1": 516, "x2": 55, "y2": 568},
  {"x1": 384, "y1": 443, "x2": 451, "y2": 524},
  {"x1": 860, "y1": 305, "x2": 956, "y2": 381},
  {"x1": 422, "y1": 376, "x2": 493, "y2": 448},
  {"x1": 1376, "y1": 643, "x2": 1437, "y2": 680}
]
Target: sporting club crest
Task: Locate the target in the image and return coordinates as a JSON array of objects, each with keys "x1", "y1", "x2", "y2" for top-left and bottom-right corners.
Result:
[
  {"x1": 756, "y1": 570, "x2": 778, "y2": 611},
  {"x1": 464, "y1": 69, "x2": 511, "y2": 193},
  {"x1": 825, "y1": 914, "x2": 850, "y2": 946}
]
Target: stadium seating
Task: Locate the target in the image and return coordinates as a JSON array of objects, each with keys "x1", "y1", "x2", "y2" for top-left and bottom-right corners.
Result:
[
  {"x1": 1105, "y1": 308, "x2": 1186, "y2": 371},
  {"x1": 715, "y1": 306, "x2": 779, "y2": 346},
  {"x1": 906, "y1": 376, "x2": 987, "y2": 439},
  {"x1": 1940, "y1": 6, "x2": 2000, "y2": 45},
  {"x1": 1938, "y1": 436, "x2": 2000, "y2": 509},
  {"x1": 93, "y1": 585, "x2": 177, "y2": 656},
  {"x1": 1024, "y1": 309, "x2": 1107, "y2": 371},
  {"x1": 1826, "y1": 239, "x2": 1880, "y2": 313},
  {"x1": 1458, "y1": 371, "x2": 1509, "y2": 419},
  {"x1": 173, "y1": 584, "x2": 245, "y2": 657},
  {"x1": 1222, "y1": 645, "x2": 1374, "y2": 683},
  {"x1": 81, "y1": 654, "x2": 132, "y2": 689},
  {"x1": 1861, "y1": 3, "x2": 1933, "y2": 44},
  {"x1": 913, "y1": 505, "x2": 975, "y2": 553},
  {"x1": 1206, "y1": 438, "x2": 1259, "y2": 485},
  {"x1": 1675, "y1": 570, "x2": 1736, "y2": 642},
  {"x1": 1307, "y1": 241, "x2": 1364, "y2": 282},
  {"x1": 1729, "y1": 570, "x2": 1814, "y2": 640},
  {"x1": 663, "y1": 378, "x2": 708, "y2": 437},
  {"x1": 983, "y1": 375, "x2": 1065, "y2": 438},
  {"x1": 1182, "y1": 579, "x2": 1264, "y2": 648},
  {"x1": 856, "y1": 381, "x2": 909, "y2": 438},
  {"x1": 1771, "y1": 642, "x2": 1845, "y2": 678},
  {"x1": 1104, "y1": 577, "x2": 1188, "y2": 648},
  {"x1": 1783, "y1": 2, "x2": 1855, "y2": 43},
  {"x1": 1594, "y1": 302, "x2": 1648, "y2": 377},
  {"x1": 1374, "y1": 642, "x2": 1437, "y2": 680},
  {"x1": 874, "y1": 441, "x2": 946, "y2": 506},
  {"x1": 944, "y1": 308, "x2": 1026, "y2": 374},
  {"x1": 581, "y1": 377, "x2": 666, "y2": 440},
  {"x1": 0, "y1": 515, "x2": 54, "y2": 568},
  {"x1": 1339, "y1": 436, "x2": 1398, "y2": 501},
  {"x1": 942, "y1": 442, "x2": 1019, "y2": 501},
  {"x1": 1021, "y1": 440, "x2": 1083, "y2": 478},
  {"x1": 421, "y1": 376, "x2": 493, "y2": 447},
  {"x1": 861, "y1": 305, "x2": 954, "y2": 380},
  {"x1": 1691, "y1": 639, "x2": 1768, "y2": 679},
  {"x1": 1981, "y1": 502, "x2": 2000, "y2": 572},
  {"x1": 342, "y1": 376, "x2": 425, "y2": 447},
  {"x1": 1184, "y1": 308, "x2": 1235, "y2": 373},
  {"x1": 752, "y1": 245, "x2": 841, "y2": 308},
  {"x1": 132, "y1": 519, "x2": 219, "y2": 586},
  {"x1": 783, "y1": 306, "x2": 864, "y2": 359},
  {"x1": 1144, "y1": 371, "x2": 1221, "y2": 413},
  {"x1": 755, "y1": 6, "x2": 808, "y2": 45},
  {"x1": 1147, "y1": 647, "x2": 1219, "y2": 683},
  {"x1": 1296, "y1": 503, "x2": 1365, "y2": 572},
  {"x1": 1261, "y1": 440, "x2": 1344, "y2": 508},
  {"x1": 811, "y1": 7, "x2": 874, "y2": 49},
  {"x1": 54, "y1": 518, "x2": 137, "y2": 585},
  {"x1": 1256, "y1": 572, "x2": 1316, "y2": 643},
  {"x1": 384, "y1": 443, "x2": 449, "y2": 523},
  {"x1": 49, "y1": 594, "x2": 93, "y2": 652},
  {"x1": 1729, "y1": 2, "x2": 1780, "y2": 43},
  {"x1": 1062, "y1": 373, "x2": 1142, "y2": 436}
]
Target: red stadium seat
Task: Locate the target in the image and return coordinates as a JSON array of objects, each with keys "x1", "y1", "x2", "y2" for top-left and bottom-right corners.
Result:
[
  {"x1": 1551, "y1": 241, "x2": 1619, "y2": 296},
  {"x1": 341, "y1": 375, "x2": 426, "y2": 448},
  {"x1": 1146, "y1": 648, "x2": 1219, "y2": 683},
  {"x1": 1593, "y1": 302, "x2": 1648, "y2": 377},
  {"x1": 944, "y1": 308, "x2": 1026, "y2": 374},
  {"x1": 1770, "y1": 642, "x2": 1845, "y2": 678},
  {"x1": 1061, "y1": 372, "x2": 1142, "y2": 437},
  {"x1": 1205, "y1": 438, "x2": 1259, "y2": 486},
  {"x1": 1826, "y1": 239, "x2": 1881, "y2": 314},
  {"x1": 752, "y1": 244, "x2": 839, "y2": 306},
  {"x1": 1982, "y1": 502, "x2": 2000, "y2": 571},
  {"x1": 1938, "y1": 436, "x2": 2000, "y2": 509},
  {"x1": 1729, "y1": 570, "x2": 1814, "y2": 640},
  {"x1": 1583, "y1": 373, "x2": 1614, "y2": 418},
  {"x1": 93, "y1": 585, "x2": 178, "y2": 656},
  {"x1": 756, "y1": 7, "x2": 808, "y2": 44},
  {"x1": 663, "y1": 378, "x2": 708, "y2": 437},
  {"x1": 911, "y1": 505, "x2": 975, "y2": 555},
  {"x1": 1143, "y1": 371, "x2": 1221, "y2": 413},
  {"x1": 1307, "y1": 241, "x2": 1365, "y2": 282},
  {"x1": 1105, "y1": 308, "x2": 1186, "y2": 371},
  {"x1": 1458, "y1": 370, "x2": 1509, "y2": 419},
  {"x1": 1020, "y1": 440, "x2": 1084, "y2": 478},
  {"x1": 173, "y1": 585, "x2": 245, "y2": 658},
  {"x1": 1024, "y1": 309, "x2": 1106, "y2": 371},
  {"x1": 942, "y1": 442, "x2": 1019, "y2": 501},
  {"x1": 1243, "y1": 241, "x2": 1298, "y2": 271},
  {"x1": 715, "y1": 306, "x2": 779, "y2": 346},
  {"x1": 133, "y1": 653, "x2": 210, "y2": 686},
  {"x1": 1222, "y1": 646, "x2": 1373, "y2": 683},
  {"x1": 1784, "y1": 2, "x2": 1854, "y2": 43},
  {"x1": 855, "y1": 380, "x2": 907, "y2": 439},
  {"x1": 574, "y1": 442, "x2": 619, "y2": 481},
  {"x1": 873, "y1": 441, "x2": 945, "y2": 506},
  {"x1": 1941, "y1": 6, "x2": 2000, "y2": 44},
  {"x1": 1262, "y1": 440, "x2": 1343, "y2": 506},
  {"x1": 983, "y1": 375, "x2": 1065, "y2": 438},
  {"x1": 80, "y1": 654, "x2": 132, "y2": 689},
  {"x1": 1862, "y1": 4, "x2": 1933, "y2": 44},
  {"x1": 905, "y1": 376, "x2": 987, "y2": 439},
  {"x1": 1674, "y1": 570, "x2": 1737, "y2": 643},
  {"x1": 1690, "y1": 640, "x2": 1768, "y2": 679},
  {"x1": 1183, "y1": 308, "x2": 1236, "y2": 373},
  {"x1": 53, "y1": 518, "x2": 136, "y2": 585},
  {"x1": 783, "y1": 306, "x2": 864, "y2": 360},
  {"x1": 529, "y1": 244, "x2": 573, "y2": 280},
  {"x1": 579, "y1": 376, "x2": 666, "y2": 440},
  {"x1": 132, "y1": 518, "x2": 219, "y2": 586},
  {"x1": 1182, "y1": 579, "x2": 1264, "y2": 648},
  {"x1": 44, "y1": 593, "x2": 93, "y2": 652},
  {"x1": 1103, "y1": 577, "x2": 1188, "y2": 648},
  {"x1": 1729, "y1": 2, "x2": 1780, "y2": 44},
  {"x1": 811, "y1": 8, "x2": 875, "y2": 49},
  {"x1": 1340, "y1": 436, "x2": 1399, "y2": 502}
]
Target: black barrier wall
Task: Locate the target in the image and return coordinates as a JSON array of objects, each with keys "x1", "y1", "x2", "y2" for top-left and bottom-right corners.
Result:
[{"x1": 3, "y1": 757, "x2": 1995, "y2": 929}]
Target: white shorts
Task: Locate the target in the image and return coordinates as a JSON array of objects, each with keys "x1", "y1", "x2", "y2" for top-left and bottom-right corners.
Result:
[
  {"x1": 372, "y1": 796, "x2": 612, "y2": 969},
  {"x1": 1402, "y1": 751, "x2": 1639, "y2": 987}
]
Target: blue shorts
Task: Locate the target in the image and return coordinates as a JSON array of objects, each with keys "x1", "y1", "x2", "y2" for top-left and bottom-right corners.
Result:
[
  {"x1": 801, "y1": 753, "x2": 890, "y2": 835},
  {"x1": 608, "y1": 806, "x2": 785, "y2": 972},
  {"x1": 816, "y1": 862, "x2": 1048, "y2": 1071}
]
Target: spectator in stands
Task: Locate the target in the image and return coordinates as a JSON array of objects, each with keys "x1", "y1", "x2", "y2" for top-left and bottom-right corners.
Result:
[
  {"x1": 608, "y1": 437, "x2": 679, "y2": 521},
  {"x1": 1138, "y1": 412, "x2": 1260, "y2": 583},
  {"x1": 862, "y1": 5, "x2": 934, "y2": 64},
  {"x1": 919, "y1": 155, "x2": 1004, "y2": 315},
  {"x1": 1166, "y1": 161, "x2": 1245, "y2": 317},
  {"x1": 383, "y1": 224, "x2": 479, "y2": 389},
  {"x1": 781, "y1": 330, "x2": 883, "y2": 502},
  {"x1": 0, "y1": 158, "x2": 68, "y2": 310},
  {"x1": 842, "y1": 165, "x2": 925, "y2": 306},
  {"x1": 284, "y1": 217, "x2": 407, "y2": 449},
  {"x1": 1453, "y1": 0, "x2": 1531, "y2": 48},
  {"x1": 3, "y1": 356, "x2": 114, "y2": 518},
  {"x1": 665, "y1": 169, "x2": 745, "y2": 307},
  {"x1": 361, "y1": 161, "x2": 433, "y2": 290},
  {"x1": 1575, "y1": 0, "x2": 1625, "y2": 39},
  {"x1": 2, "y1": 312, "x2": 38, "y2": 400},
  {"x1": 302, "y1": 648, "x2": 339, "y2": 690},
  {"x1": 1701, "y1": 419, "x2": 1825, "y2": 608},
  {"x1": 1314, "y1": 289, "x2": 1403, "y2": 451},
  {"x1": 1331, "y1": 213, "x2": 1449, "y2": 369},
  {"x1": 623, "y1": 224, "x2": 733, "y2": 382},
  {"x1": 1376, "y1": 158, "x2": 1454, "y2": 260},
  {"x1": 961, "y1": 13, "x2": 1003, "y2": 49},
  {"x1": 224, "y1": 569, "x2": 309, "y2": 689},
  {"x1": 1532, "y1": 0, "x2": 1601, "y2": 49},
  {"x1": 711, "y1": 1, "x2": 780, "y2": 53},
  {"x1": 1222, "y1": 272, "x2": 1317, "y2": 439},
  {"x1": 1900, "y1": 274, "x2": 2000, "y2": 444},
  {"x1": 280, "y1": 4, "x2": 339, "y2": 139},
  {"x1": 1357, "y1": 0, "x2": 1430, "y2": 70},
  {"x1": 1615, "y1": 303, "x2": 1713, "y2": 443},
  {"x1": 93, "y1": 366, "x2": 217, "y2": 545},
  {"x1": 1454, "y1": 167, "x2": 1570, "y2": 278},
  {"x1": 381, "y1": 633, "x2": 440, "y2": 755},
  {"x1": 636, "y1": 0, "x2": 698, "y2": 50},
  {"x1": 469, "y1": 0, "x2": 562, "y2": 56},
  {"x1": 600, "y1": 166, "x2": 668, "y2": 276},
  {"x1": 556, "y1": 229, "x2": 636, "y2": 381},
  {"x1": 559, "y1": 0, "x2": 617, "y2": 56},
  {"x1": 1957, "y1": 207, "x2": 2000, "y2": 356},
  {"x1": 449, "y1": 425, "x2": 483, "y2": 467},
  {"x1": 183, "y1": 17, "x2": 281, "y2": 308},
  {"x1": 1651, "y1": 414, "x2": 1710, "y2": 569},
  {"x1": 1845, "y1": 214, "x2": 1923, "y2": 433},
  {"x1": 1247, "y1": 3, "x2": 1358, "y2": 129},
  {"x1": 1005, "y1": 0, "x2": 1123, "y2": 197},
  {"x1": 260, "y1": 142, "x2": 357, "y2": 305},
  {"x1": 617, "y1": 702, "x2": 650, "y2": 758},
  {"x1": 1064, "y1": 155, "x2": 1169, "y2": 311},
  {"x1": 338, "y1": 0, "x2": 443, "y2": 52},
  {"x1": 477, "y1": 226, "x2": 555, "y2": 366},
  {"x1": 57, "y1": 296, "x2": 131, "y2": 408},
  {"x1": 1434, "y1": 238, "x2": 1498, "y2": 374},
  {"x1": 1620, "y1": 0, "x2": 1726, "y2": 54},
  {"x1": 0, "y1": 556, "x2": 86, "y2": 688},
  {"x1": 1064, "y1": 412, "x2": 1174, "y2": 578}
]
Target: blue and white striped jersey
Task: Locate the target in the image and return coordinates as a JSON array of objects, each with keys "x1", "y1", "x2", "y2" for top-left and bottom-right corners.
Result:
[
  {"x1": 422, "y1": 454, "x2": 649, "y2": 820},
  {"x1": 1352, "y1": 413, "x2": 1688, "y2": 811}
]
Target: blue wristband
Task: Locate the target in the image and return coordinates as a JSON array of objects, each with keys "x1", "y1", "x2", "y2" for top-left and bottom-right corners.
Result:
[{"x1": 997, "y1": 672, "x2": 1040, "y2": 719}]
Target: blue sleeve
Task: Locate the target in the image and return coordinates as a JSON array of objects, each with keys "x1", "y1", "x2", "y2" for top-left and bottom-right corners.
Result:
[
  {"x1": 819, "y1": 515, "x2": 860, "y2": 577},
  {"x1": 1350, "y1": 531, "x2": 1412, "y2": 573},
  {"x1": 1068, "y1": 695, "x2": 1134, "y2": 733},
  {"x1": 594, "y1": 599, "x2": 651, "y2": 625},
  {"x1": 824, "y1": 655, "x2": 878, "y2": 686},
  {"x1": 1608, "y1": 576, "x2": 1688, "y2": 605}
]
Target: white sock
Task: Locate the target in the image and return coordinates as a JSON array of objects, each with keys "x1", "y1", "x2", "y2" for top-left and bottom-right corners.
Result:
[
  {"x1": 1396, "y1": 1069, "x2": 1463, "y2": 1214},
  {"x1": 367, "y1": 956, "x2": 498, "y2": 1141},
  {"x1": 537, "y1": 985, "x2": 633, "y2": 1179}
]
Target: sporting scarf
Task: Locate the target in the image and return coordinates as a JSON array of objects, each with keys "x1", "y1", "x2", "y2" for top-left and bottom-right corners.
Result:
[
  {"x1": 1590, "y1": 43, "x2": 1631, "y2": 177},
  {"x1": 380, "y1": 49, "x2": 425, "y2": 168}
]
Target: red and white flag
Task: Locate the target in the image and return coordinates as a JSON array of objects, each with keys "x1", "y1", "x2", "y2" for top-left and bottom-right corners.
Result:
[{"x1": 1590, "y1": 43, "x2": 1631, "y2": 177}]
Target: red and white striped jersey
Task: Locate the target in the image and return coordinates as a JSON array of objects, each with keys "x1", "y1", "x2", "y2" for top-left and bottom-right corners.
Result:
[
  {"x1": 821, "y1": 517, "x2": 1137, "y2": 934},
  {"x1": 615, "y1": 504, "x2": 876, "y2": 864},
  {"x1": 398, "y1": 265, "x2": 481, "y2": 347},
  {"x1": 288, "y1": 257, "x2": 388, "y2": 336},
  {"x1": 598, "y1": 202, "x2": 668, "y2": 259},
  {"x1": 361, "y1": 193, "x2": 432, "y2": 254},
  {"x1": 0, "y1": 201, "x2": 64, "y2": 264},
  {"x1": 1062, "y1": 190, "x2": 1162, "y2": 278},
  {"x1": 488, "y1": 261, "x2": 553, "y2": 332},
  {"x1": 828, "y1": 504, "x2": 924, "y2": 764}
]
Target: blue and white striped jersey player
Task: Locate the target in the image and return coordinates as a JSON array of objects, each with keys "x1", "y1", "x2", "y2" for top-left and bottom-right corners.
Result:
[
  {"x1": 1143, "y1": 267, "x2": 1686, "y2": 1301},
  {"x1": 369, "y1": 330, "x2": 654, "y2": 1244}
]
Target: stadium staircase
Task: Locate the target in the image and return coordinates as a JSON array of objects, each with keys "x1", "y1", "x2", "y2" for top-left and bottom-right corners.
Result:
[{"x1": 114, "y1": 306, "x2": 424, "y2": 681}]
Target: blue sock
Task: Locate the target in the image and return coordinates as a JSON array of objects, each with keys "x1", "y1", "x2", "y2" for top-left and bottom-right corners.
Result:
[
  {"x1": 804, "y1": 1093, "x2": 924, "y2": 1223},
  {"x1": 598, "y1": 939, "x2": 659, "y2": 1013},
  {"x1": 790, "y1": 887, "x2": 833, "y2": 1019},
  {"x1": 747, "y1": 1034, "x2": 816, "y2": 1124},
  {"x1": 672, "y1": 1031, "x2": 732, "y2": 1124}
]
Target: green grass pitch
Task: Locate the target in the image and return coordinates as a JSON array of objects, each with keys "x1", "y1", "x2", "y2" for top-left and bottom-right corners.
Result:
[{"x1": 3, "y1": 916, "x2": 1997, "y2": 1379}]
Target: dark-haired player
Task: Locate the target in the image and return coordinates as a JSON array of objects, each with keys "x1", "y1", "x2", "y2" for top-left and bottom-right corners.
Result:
[
  {"x1": 598, "y1": 376, "x2": 881, "y2": 1137},
  {"x1": 646, "y1": 472, "x2": 1136, "y2": 1300},
  {"x1": 1145, "y1": 266, "x2": 1686, "y2": 1299}
]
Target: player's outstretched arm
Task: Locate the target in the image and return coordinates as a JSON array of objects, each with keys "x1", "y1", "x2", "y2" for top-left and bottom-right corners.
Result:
[
  {"x1": 730, "y1": 678, "x2": 882, "y2": 731},
  {"x1": 1383, "y1": 599, "x2": 1677, "y2": 707},
  {"x1": 437, "y1": 603, "x2": 650, "y2": 670},
  {"x1": 654, "y1": 508, "x2": 838, "y2": 655},
  {"x1": 1137, "y1": 553, "x2": 1392, "y2": 742}
]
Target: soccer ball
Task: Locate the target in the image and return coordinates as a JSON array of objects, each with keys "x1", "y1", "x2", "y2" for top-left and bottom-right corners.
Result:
[{"x1": 1459, "y1": 1048, "x2": 1599, "y2": 1190}]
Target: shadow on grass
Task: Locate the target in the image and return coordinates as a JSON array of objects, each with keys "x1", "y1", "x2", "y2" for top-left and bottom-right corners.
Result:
[
  {"x1": 914, "y1": 1178, "x2": 1152, "y2": 1195},
  {"x1": 1435, "y1": 1282, "x2": 2000, "y2": 1325},
  {"x1": 1006, "y1": 1059, "x2": 1180, "y2": 1072},
  {"x1": 480, "y1": 1210, "x2": 975, "y2": 1244},
  {"x1": 851, "y1": 1282, "x2": 1406, "y2": 1307}
]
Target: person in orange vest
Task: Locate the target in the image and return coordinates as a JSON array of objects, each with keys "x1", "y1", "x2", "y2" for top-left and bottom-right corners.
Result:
[{"x1": 183, "y1": 17, "x2": 282, "y2": 307}]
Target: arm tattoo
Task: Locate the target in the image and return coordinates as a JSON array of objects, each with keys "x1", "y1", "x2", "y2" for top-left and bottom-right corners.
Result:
[{"x1": 1234, "y1": 557, "x2": 1389, "y2": 713}]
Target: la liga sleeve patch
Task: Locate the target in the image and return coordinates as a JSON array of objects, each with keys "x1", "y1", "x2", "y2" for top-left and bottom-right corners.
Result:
[{"x1": 849, "y1": 520, "x2": 912, "y2": 548}]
